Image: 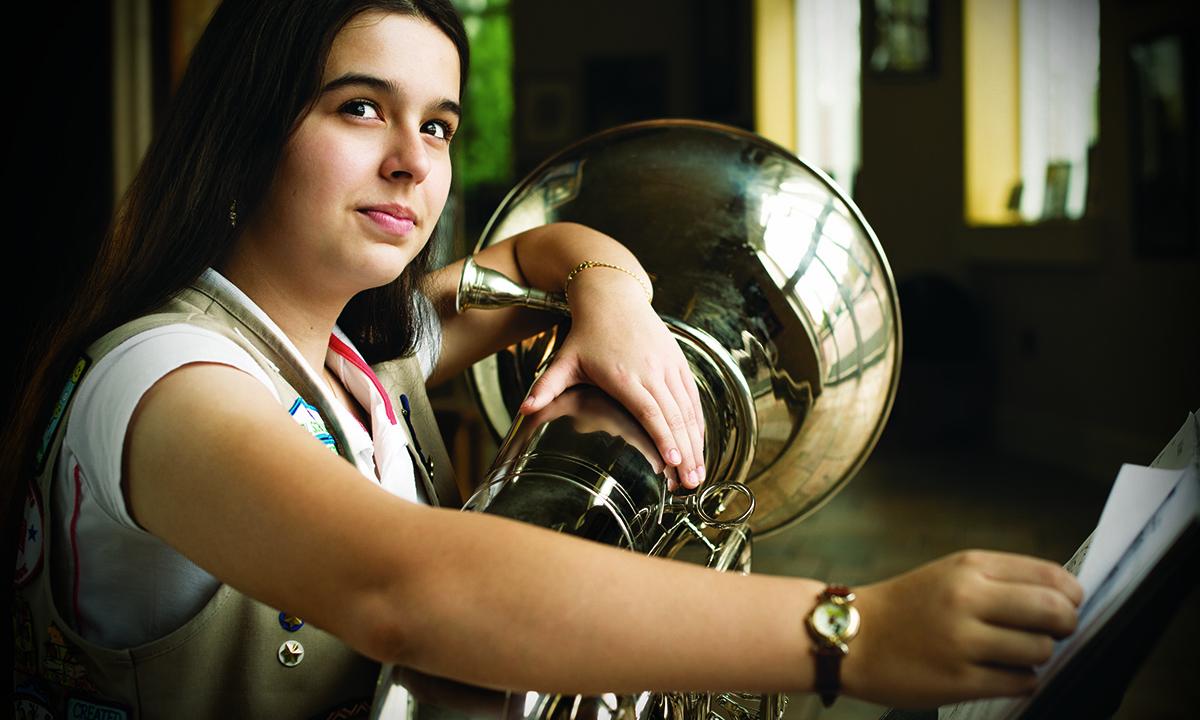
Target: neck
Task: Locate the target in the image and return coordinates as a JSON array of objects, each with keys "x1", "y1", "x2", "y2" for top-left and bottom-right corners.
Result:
[{"x1": 217, "y1": 251, "x2": 348, "y2": 376}]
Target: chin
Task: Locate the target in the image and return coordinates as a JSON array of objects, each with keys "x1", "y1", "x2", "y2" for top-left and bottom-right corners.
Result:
[{"x1": 356, "y1": 251, "x2": 419, "y2": 290}]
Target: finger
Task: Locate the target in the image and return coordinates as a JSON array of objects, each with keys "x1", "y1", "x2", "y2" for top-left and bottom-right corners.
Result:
[
  {"x1": 661, "y1": 370, "x2": 699, "y2": 478},
  {"x1": 979, "y1": 581, "x2": 1078, "y2": 638},
  {"x1": 963, "y1": 550, "x2": 1084, "y2": 606},
  {"x1": 645, "y1": 379, "x2": 698, "y2": 487},
  {"x1": 666, "y1": 369, "x2": 704, "y2": 485},
  {"x1": 968, "y1": 622, "x2": 1057, "y2": 667},
  {"x1": 679, "y1": 364, "x2": 705, "y2": 439},
  {"x1": 613, "y1": 381, "x2": 684, "y2": 475},
  {"x1": 520, "y1": 357, "x2": 579, "y2": 414},
  {"x1": 963, "y1": 663, "x2": 1039, "y2": 699}
]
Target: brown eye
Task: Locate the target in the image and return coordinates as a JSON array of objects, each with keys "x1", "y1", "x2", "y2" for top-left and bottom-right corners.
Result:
[
  {"x1": 422, "y1": 120, "x2": 453, "y2": 141},
  {"x1": 341, "y1": 100, "x2": 381, "y2": 120}
]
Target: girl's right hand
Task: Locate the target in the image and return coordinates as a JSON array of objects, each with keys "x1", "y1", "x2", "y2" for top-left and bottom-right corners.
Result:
[{"x1": 843, "y1": 550, "x2": 1083, "y2": 708}]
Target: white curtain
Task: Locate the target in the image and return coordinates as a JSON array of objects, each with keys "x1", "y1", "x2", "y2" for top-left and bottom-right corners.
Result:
[{"x1": 794, "y1": 0, "x2": 861, "y2": 194}]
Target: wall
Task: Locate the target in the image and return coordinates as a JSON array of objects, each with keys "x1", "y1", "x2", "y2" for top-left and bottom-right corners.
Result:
[
  {"x1": 857, "y1": 0, "x2": 1199, "y2": 480},
  {"x1": 510, "y1": 0, "x2": 753, "y2": 175},
  {"x1": 972, "y1": 0, "x2": 1199, "y2": 479},
  {"x1": 857, "y1": 0, "x2": 967, "y2": 282}
]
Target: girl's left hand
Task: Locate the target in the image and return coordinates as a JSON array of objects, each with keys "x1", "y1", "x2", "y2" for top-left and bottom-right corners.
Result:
[{"x1": 517, "y1": 268, "x2": 706, "y2": 492}]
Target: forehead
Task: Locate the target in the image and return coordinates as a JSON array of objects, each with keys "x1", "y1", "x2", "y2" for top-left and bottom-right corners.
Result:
[{"x1": 326, "y1": 11, "x2": 460, "y2": 100}]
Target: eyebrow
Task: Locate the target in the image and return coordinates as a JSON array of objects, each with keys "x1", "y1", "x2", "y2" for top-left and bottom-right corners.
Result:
[{"x1": 319, "y1": 72, "x2": 461, "y2": 118}]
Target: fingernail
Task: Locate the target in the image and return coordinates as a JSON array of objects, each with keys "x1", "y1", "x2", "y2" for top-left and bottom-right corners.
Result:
[
  {"x1": 522, "y1": 395, "x2": 536, "y2": 407},
  {"x1": 687, "y1": 470, "x2": 698, "y2": 487},
  {"x1": 668, "y1": 448, "x2": 681, "y2": 464},
  {"x1": 697, "y1": 465, "x2": 706, "y2": 483}
]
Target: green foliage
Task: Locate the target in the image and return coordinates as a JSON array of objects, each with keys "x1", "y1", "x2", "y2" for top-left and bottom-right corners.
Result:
[{"x1": 452, "y1": 0, "x2": 513, "y2": 191}]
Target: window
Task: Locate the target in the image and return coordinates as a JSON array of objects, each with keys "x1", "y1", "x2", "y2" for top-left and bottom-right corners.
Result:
[
  {"x1": 794, "y1": 0, "x2": 862, "y2": 193},
  {"x1": 964, "y1": 0, "x2": 1100, "y2": 224},
  {"x1": 753, "y1": 0, "x2": 861, "y2": 194}
]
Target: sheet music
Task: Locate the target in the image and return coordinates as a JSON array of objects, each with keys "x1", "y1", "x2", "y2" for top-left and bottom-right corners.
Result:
[
  {"x1": 1074, "y1": 464, "x2": 1186, "y2": 599},
  {"x1": 941, "y1": 411, "x2": 1200, "y2": 720},
  {"x1": 1149, "y1": 411, "x2": 1199, "y2": 471}
]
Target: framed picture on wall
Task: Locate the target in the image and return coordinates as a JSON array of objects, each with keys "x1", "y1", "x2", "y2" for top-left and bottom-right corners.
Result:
[
  {"x1": 1129, "y1": 31, "x2": 1196, "y2": 257},
  {"x1": 865, "y1": 0, "x2": 938, "y2": 77}
]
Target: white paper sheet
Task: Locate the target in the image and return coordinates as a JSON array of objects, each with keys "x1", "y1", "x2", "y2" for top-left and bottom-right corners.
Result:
[{"x1": 1074, "y1": 464, "x2": 1187, "y2": 599}]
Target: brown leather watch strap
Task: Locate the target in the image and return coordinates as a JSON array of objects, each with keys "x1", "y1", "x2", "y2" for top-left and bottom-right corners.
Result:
[
  {"x1": 808, "y1": 584, "x2": 857, "y2": 707},
  {"x1": 813, "y1": 645, "x2": 842, "y2": 707},
  {"x1": 827, "y1": 583, "x2": 853, "y2": 599}
]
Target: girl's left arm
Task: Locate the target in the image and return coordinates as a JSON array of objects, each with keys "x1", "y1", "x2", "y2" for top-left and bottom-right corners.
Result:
[{"x1": 424, "y1": 222, "x2": 705, "y2": 490}]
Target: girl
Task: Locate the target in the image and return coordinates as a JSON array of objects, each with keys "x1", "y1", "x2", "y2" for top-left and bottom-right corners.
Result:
[{"x1": 9, "y1": 1, "x2": 1081, "y2": 717}]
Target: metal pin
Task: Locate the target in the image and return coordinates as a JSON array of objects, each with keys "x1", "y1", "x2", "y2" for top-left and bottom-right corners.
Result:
[{"x1": 278, "y1": 640, "x2": 304, "y2": 667}]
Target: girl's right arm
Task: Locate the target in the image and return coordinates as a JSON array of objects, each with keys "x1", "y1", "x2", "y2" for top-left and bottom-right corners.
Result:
[{"x1": 125, "y1": 362, "x2": 1081, "y2": 708}]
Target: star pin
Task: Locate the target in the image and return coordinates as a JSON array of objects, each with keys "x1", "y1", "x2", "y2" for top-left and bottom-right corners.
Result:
[{"x1": 277, "y1": 640, "x2": 305, "y2": 668}]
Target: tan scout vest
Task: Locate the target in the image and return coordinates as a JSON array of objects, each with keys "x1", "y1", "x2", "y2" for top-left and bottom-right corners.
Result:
[{"x1": 13, "y1": 274, "x2": 459, "y2": 720}]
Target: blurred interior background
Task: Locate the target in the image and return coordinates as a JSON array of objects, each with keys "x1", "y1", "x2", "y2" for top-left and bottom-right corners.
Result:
[{"x1": 4, "y1": 0, "x2": 1197, "y2": 716}]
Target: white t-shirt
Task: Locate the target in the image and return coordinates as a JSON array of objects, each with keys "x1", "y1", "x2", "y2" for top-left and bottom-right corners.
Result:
[{"x1": 52, "y1": 269, "x2": 442, "y2": 648}]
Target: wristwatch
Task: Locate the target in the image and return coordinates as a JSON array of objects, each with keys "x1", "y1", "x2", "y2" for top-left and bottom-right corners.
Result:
[{"x1": 805, "y1": 584, "x2": 861, "y2": 707}]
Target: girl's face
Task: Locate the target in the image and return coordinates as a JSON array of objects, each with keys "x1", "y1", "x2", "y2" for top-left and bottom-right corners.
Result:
[{"x1": 241, "y1": 11, "x2": 460, "y2": 297}]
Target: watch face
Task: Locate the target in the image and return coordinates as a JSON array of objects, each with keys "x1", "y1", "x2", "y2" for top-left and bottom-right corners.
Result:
[{"x1": 812, "y1": 601, "x2": 859, "y2": 642}]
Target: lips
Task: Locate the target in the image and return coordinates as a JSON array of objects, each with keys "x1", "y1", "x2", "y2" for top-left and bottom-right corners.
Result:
[{"x1": 358, "y1": 204, "x2": 417, "y2": 236}]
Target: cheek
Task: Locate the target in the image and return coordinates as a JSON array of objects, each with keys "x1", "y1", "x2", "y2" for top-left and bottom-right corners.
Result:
[
  {"x1": 427, "y1": 157, "x2": 453, "y2": 217},
  {"x1": 275, "y1": 127, "x2": 373, "y2": 213},
  {"x1": 284, "y1": 143, "x2": 354, "y2": 207}
]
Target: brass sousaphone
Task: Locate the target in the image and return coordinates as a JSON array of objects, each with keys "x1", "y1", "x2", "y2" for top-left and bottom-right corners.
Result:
[{"x1": 373, "y1": 120, "x2": 902, "y2": 720}]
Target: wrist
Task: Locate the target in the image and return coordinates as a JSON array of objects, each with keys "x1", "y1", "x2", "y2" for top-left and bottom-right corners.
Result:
[
  {"x1": 563, "y1": 262, "x2": 652, "y2": 307},
  {"x1": 836, "y1": 582, "x2": 879, "y2": 701},
  {"x1": 805, "y1": 583, "x2": 863, "y2": 707}
]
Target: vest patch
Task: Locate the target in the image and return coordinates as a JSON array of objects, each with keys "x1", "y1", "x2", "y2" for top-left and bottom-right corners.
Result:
[
  {"x1": 66, "y1": 696, "x2": 129, "y2": 720},
  {"x1": 289, "y1": 398, "x2": 337, "y2": 453},
  {"x1": 310, "y1": 698, "x2": 372, "y2": 720},
  {"x1": 14, "y1": 479, "x2": 45, "y2": 586},
  {"x1": 36, "y1": 357, "x2": 90, "y2": 474},
  {"x1": 12, "y1": 684, "x2": 54, "y2": 720},
  {"x1": 43, "y1": 625, "x2": 96, "y2": 692},
  {"x1": 13, "y1": 594, "x2": 37, "y2": 675}
]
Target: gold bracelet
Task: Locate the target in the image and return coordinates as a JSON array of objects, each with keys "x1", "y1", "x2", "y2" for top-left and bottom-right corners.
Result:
[{"x1": 563, "y1": 261, "x2": 653, "y2": 303}]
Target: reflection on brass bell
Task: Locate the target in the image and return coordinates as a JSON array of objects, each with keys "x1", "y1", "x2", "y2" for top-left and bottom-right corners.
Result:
[
  {"x1": 277, "y1": 639, "x2": 304, "y2": 668},
  {"x1": 465, "y1": 119, "x2": 901, "y2": 536}
]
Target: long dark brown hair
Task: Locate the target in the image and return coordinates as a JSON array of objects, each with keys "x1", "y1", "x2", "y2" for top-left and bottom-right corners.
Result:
[{"x1": 2, "y1": 0, "x2": 468, "y2": 518}]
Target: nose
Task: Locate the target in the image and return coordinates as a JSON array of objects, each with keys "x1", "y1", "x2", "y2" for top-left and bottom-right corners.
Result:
[{"x1": 379, "y1": 127, "x2": 431, "y2": 184}]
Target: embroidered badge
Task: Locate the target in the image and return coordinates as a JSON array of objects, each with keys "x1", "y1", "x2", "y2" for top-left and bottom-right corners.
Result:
[
  {"x1": 12, "y1": 682, "x2": 54, "y2": 720},
  {"x1": 13, "y1": 594, "x2": 37, "y2": 676},
  {"x1": 289, "y1": 398, "x2": 337, "y2": 453},
  {"x1": 66, "y1": 695, "x2": 130, "y2": 720},
  {"x1": 35, "y1": 357, "x2": 90, "y2": 474},
  {"x1": 14, "y1": 480, "x2": 45, "y2": 586},
  {"x1": 43, "y1": 625, "x2": 96, "y2": 692},
  {"x1": 311, "y1": 698, "x2": 372, "y2": 720}
]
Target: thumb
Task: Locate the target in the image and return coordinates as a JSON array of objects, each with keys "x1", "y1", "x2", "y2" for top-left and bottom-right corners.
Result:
[{"x1": 520, "y1": 357, "x2": 581, "y2": 414}]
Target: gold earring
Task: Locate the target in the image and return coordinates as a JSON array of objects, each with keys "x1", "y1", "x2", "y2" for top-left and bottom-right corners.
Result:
[{"x1": 229, "y1": 200, "x2": 238, "y2": 228}]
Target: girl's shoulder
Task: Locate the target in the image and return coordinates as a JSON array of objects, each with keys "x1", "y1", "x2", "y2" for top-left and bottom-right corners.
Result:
[{"x1": 65, "y1": 322, "x2": 278, "y2": 509}]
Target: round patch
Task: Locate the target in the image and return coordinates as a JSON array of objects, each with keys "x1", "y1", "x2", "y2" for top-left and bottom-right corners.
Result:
[
  {"x1": 14, "y1": 480, "x2": 45, "y2": 586},
  {"x1": 13, "y1": 697, "x2": 54, "y2": 720},
  {"x1": 13, "y1": 681, "x2": 54, "y2": 720}
]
